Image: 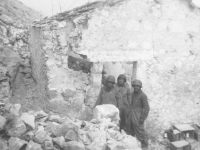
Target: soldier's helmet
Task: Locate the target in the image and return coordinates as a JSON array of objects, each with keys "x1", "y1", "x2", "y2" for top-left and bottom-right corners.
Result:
[
  {"x1": 117, "y1": 74, "x2": 126, "y2": 82},
  {"x1": 106, "y1": 75, "x2": 115, "y2": 83},
  {"x1": 131, "y1": 79, "x2": 142, "y2": 87}
]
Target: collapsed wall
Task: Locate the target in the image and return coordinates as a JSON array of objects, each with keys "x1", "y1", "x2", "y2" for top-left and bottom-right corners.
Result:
[
  {"x1": 31, "y1": 0, "x2": 131, "y2": 121},
  {"x1": 35, "y1": 19, "x2": 102, "y2": 120},
  {"x1": 0, "y1": 0, "x2": 41, "y2": 111}
]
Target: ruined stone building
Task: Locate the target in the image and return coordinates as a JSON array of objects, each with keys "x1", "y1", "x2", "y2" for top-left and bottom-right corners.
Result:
[
  {"x1": 1, "y1": 0, "x2": 200, "y2": 149},
  {"x1": 32, "y1": 0, "x2": 200, "y2": 135}
]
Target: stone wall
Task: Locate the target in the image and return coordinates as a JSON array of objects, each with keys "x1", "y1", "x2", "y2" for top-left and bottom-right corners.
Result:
[
  {"x1": 0, "y1": 0, "x2": 41, "y2": 111},
  {"x1": 72, "y1": 0, "x2": 200, "y2": 135},
  {"x1": 29, "y1": 27, "x2": 49, "y2": 111},
  {"x1": 34, "y1": 1, "x2": 132, "y2": 121},
  {"x1": 32, "y1": 0, "x2": 200, "y2": 136},
  {"x1": 38, "y1": 19, "x2": 103, "y2": 120}
]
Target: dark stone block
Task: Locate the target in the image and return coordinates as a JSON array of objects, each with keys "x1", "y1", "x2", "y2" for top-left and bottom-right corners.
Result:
[
  {"x1": 61, "y1": 89, "x2": 75, "y2": 101},
  {"x1": 68, "y1": 56, "x2": 92, "y2": 73},
  {"x1": 102, "y1": 144, "x2": 111, "y2": 150}
]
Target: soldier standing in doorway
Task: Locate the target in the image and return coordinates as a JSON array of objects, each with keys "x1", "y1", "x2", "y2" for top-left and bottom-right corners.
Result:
[
  {"x1": 94, "y1": 75, "x2": 122, "y2": 109},
  {"x1": 115, "y1": 74, "x2": 131, "y2": 132},
  {"x1": 127, "y1": 79, "x2": 150, "y2": 149}
]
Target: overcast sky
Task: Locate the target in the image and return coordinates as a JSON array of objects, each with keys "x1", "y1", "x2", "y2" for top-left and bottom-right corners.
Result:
[
  {"x1": 18, "y1": 0, "x2": 200, "y2": 17},
  {"x1": 18, "y1": 0, "x2": 91, "y2": 16}
]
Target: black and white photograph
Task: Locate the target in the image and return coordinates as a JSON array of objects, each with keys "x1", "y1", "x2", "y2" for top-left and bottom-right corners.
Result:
[{"x1": 1, "y1": 0, "x2": 200, "y2": 149}]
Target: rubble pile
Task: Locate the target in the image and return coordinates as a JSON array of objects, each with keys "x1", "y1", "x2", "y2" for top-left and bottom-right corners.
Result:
[{"x1": 0, "y1": 104, "x2": 142, "y2": 150}]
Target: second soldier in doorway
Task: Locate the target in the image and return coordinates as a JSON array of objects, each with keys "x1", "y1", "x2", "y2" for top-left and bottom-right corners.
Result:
[{"x1": 115, "y1": 74, "x2": 131, "y2": 132}]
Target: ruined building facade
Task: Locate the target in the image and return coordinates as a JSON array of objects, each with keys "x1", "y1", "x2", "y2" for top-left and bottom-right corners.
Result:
[{"x1": 1, "y1": 0, "x2": 200, "y2": 136}]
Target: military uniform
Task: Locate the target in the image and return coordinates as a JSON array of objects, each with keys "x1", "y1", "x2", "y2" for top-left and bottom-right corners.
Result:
[
  {"x1": 126, "y1": 80, "x2": 150, "y2": 148},
  {"x1": 115, "y1": 83, "x2": 131, "y2": 107},
  {"x1": 95, "y1": 75, "x2": 122, "y2": 108},
  {"x1": 95, "y1": 85, "x2": 122, "y2": 108},
  {"x1": 115, "y1": 74, "x2": 131, "y2": 132}
]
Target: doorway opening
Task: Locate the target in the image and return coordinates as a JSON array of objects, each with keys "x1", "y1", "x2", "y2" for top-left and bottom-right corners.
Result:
[{"x1": 101, "y1": 61, "x2": 138, "y2": 88}]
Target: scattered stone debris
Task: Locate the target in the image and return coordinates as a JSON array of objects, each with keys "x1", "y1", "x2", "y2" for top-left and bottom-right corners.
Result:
[
  {"x1": 0, "y1": 103, "x2": 142, "y2": 150},
  {"x1": 4, "y1": 102, "x2": 199, "y2": 150}
]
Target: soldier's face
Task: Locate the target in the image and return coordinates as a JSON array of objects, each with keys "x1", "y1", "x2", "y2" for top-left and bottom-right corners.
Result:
[
  {"x1": 118, "y1": 78, "x2": 125, "y2": 85},
  {"x1": 133, "y1": 85, "x2": 141, "y2": 92},
  {"x1": 107, "y1": 82, "x2": 114, "y2": 88}
]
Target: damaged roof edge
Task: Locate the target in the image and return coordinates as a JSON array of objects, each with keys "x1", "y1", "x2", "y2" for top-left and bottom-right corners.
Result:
[{"x1": 34, "y1": 0, "x2": 127, "y2": 24}]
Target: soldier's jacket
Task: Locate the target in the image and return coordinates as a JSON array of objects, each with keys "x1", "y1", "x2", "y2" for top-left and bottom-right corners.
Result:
[
  {"x1": 115, "y1": 83, "x2": 131, "y2": 107},
  {"x1": 95, "y1": 85, "x2": 122, "y2": 108},
  {"x1": 131, "y1": 90, "x2": 150, "y2": 122}
]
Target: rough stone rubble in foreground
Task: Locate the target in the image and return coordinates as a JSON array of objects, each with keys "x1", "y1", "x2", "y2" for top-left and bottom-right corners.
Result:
[{"x1": 0, "y1": 103, "x2": 141, "y2": 150}]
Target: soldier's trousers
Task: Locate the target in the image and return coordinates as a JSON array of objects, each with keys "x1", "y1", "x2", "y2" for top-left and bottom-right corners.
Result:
[{"x1": 119, "y1": 107, "x2": 128, "y2": 132}]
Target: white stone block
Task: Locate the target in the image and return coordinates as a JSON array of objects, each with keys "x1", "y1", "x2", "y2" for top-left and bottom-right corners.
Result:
[
  {"x1": 189, "y1": 55, "x2": 196, "y2": 60},
  {"x1": 90, "y1": 63, "x2": 103, "y2": 74},
  {"x1": 112, "y1": 20, "x2": 122, "y2": 28},
  {"x1": 174, "y1": 61, "x2": 182, "y2": 69},
  {"x1": 46, "y1": 58, "x2": 56, "y2": 67},
  {"x1": 151, "y1": 5, "x2": 162, "y2": 17},
  {"x1": 91, "y1": 74, "x2": 102, "y2": 86},
  {"x1": 157, "y1": 20, "x2": 168, "y2": 31},
  {"x1": 101, "y1": 10, "x2": 110, "y2": 18},
  {"x1": 0, "y1": 116, "x2": 6, "y2": 130},
  {"x1": 10, "y1": 104, "x2": 21, "y2": 117},
  {"x1": 58, "y1": 21, "x2": 66, "y2": 28},
  {"x1": 142, "y1": 21, "x2": 153, "y2": 31},
  {"x1": 58, "y1": 34, "x2": 67, "y2": 47},
  {"x1": 93, "y1": 104, "x2": 120, "y2": 125},
  {"x1": 186, "y1": 25, "x2": 199, "y2": 33},
  {"x1": 20, "y1": 113, "x2": 36, "y2": 130},
  {"x1": 142, "y1": 42, "x2": 152, "y2": 49},
  {"x1": 121, "y1": 11, "x2": 128, "y2": 17},
  {"x1": 128, "y1": 41, "x2": 138, "y2": 48},
  {"x1": 125, "y1": 20, "x2": 141, "y2": 31},
  {"x1": 168, "y1": 21, "x2": 185, "y2": 33},
  {"x1": 9, "y1": 137, "x2": 27, "y2": 150},
  {"x1": 182, "y1": 51, "x2": 190, "y2": 57},
  {"x1": 192, "y1": 0, "x2": 200, "y2": 8}
]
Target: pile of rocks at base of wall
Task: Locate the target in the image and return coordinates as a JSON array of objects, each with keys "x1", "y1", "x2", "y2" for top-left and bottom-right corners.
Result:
[{"x1": 0, "y1": 104, "x2": 142, "y2": 150}]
